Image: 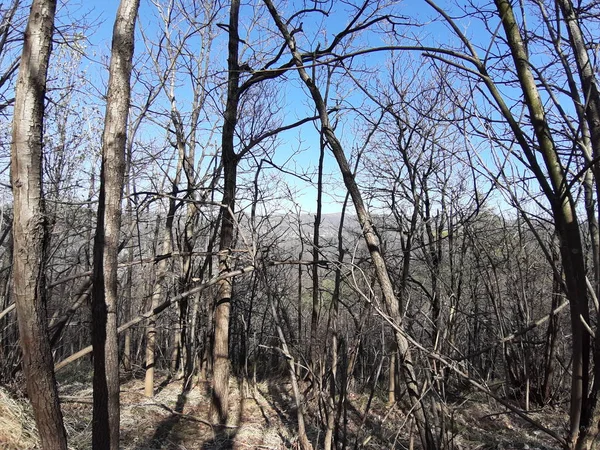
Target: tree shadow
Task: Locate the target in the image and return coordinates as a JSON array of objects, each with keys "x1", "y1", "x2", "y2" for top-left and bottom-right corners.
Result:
[
  {"x1": 133, "y1": 382, "x2": 190, "y2": 449},
  {"x1": 201, "y1": 385, "x2": 243, "y2": 450},
  {"x1": 261, "y1": 381, "x2": 320, "y2": 448},
  {"x1": 264, "y1": 382, "x2": 294, "y2": 425},
  {"x1": 344, "y1": 399, "x2": 410, "y2": 448},
  {"x1": 200, "y1": 426, "x2": 237, "y2": 450},
  {"x1": 154, "y1": 375, "x2": 173, "y2": 396}
]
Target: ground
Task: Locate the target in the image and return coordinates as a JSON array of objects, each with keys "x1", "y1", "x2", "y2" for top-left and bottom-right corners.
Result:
[{"x1": 0, "y1": 371, "x2": 568, "y2": 449}]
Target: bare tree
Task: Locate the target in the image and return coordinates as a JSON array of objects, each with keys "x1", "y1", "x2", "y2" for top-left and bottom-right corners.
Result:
[
  {"x1": 210, "y1": 0, "x2": 241, "y2": 425},
  {"x1": 261, "y1": 1, "x2": 438, "y2": 448},
  {"x1": 416, "y1": 0, "x2": 599, "y2": 446},
  {"x1": 91, "y1": 0, "x2": 140, "y2": 448},
  {"x1": 10, "y1": 0, "x2": 67, "y2": 448}
]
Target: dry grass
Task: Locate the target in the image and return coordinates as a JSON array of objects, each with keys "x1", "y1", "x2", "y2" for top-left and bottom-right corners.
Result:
[
  {"x1": 0, "y1": 374, "x2": 569, "y2": 450},
  {"x1": 0, "y1": 386, "x2": 39, "y2": 450}
]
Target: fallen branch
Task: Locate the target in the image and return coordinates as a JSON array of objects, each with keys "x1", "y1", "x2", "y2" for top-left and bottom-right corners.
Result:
[
  {"x1": 54, "y1": 264, "x2": 256, "y2": 371},
  {"x1": 59, "y1": 396, "x2": 93, "y2": 405},
  {"x1": 54, "y1": 259, "x2": 322, "y2": 371}
]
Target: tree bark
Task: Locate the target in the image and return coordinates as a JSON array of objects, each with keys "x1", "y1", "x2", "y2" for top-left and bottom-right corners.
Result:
[
  {"x1": 211, "y1": 0, "x2": 241, "y2": 426},
  {"x1": 493, "y1": 1, "x2": 590, "y2": 446},
  {"x1": 91, "y1": 0, "x2": 139, "y2": 448},
  {"x1": 10, "y1": 0, "x2": 68, "y2": 448}
]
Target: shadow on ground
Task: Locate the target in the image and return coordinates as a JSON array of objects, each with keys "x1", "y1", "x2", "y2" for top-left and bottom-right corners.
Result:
[{"x1": 133, "y1": 382, "x2": 190, "y2": 450}]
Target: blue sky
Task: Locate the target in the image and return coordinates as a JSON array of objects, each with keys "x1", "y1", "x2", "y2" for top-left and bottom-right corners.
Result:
[{"x1": 53, "y1": 0, "x2": 537, "y2": 218}]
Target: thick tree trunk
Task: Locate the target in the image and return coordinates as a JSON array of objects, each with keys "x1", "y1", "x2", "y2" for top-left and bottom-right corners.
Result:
[
  {"x1": 493, "y1": 2, "x2": 590, "y2": 446},
  {"x1": 91, "y1": 1, "x2": 139, "y2": 448},
  {"x1": 211, "y1": 0, "x2": 241, "y2": 425},
  {"x1": 10, "y1": 1, "x2": 67, "y2": 449}
]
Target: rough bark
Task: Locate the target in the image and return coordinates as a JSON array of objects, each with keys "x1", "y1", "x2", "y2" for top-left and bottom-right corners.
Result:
[
  {"x1": 91, "y1": 0, "x2": 139, "y2": 448},
  {"x1": 10, "y1": 0, "x2": 68, "y2": 448},
  {"x1": 211, "y1": 0, "x2": 241, "y2": 426}
]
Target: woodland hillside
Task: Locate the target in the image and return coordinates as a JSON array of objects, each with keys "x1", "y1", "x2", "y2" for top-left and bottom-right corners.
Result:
[{"x1": 1, "y1": 0, "x2": 600, "y2": 449}]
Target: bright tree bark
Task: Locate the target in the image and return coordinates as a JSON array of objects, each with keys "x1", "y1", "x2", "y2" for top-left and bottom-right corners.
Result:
[
  {"x1": 91, "y1": 0, "x2": 139, "y2": 448},
  {"x1": 10, "y1": 0, "x2": 68, "y2": 448}
]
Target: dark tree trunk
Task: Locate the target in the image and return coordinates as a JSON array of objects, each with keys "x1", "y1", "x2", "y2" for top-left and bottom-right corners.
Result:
[
  {"x1": 310, "y1": 135, "x2": 324, "y2": 368},
  {"x1": 91, "y1": 1, "x2": 139, "y2": 449},
  {"x1": 211, "y1": 0, "x2": 241, "y2": 425}
]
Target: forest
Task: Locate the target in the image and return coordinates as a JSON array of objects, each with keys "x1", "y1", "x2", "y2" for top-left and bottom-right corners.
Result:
[{"x1": 1, "y1": 0, "x2": 600, "y2": 449}]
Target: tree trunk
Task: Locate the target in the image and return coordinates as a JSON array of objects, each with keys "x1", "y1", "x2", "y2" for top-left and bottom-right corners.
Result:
[
  {"x1": 493, "y1": 2, "x2": 590, "y2": 446},
  {"x1": 261, "y1": 3, "x2": 437, "y2": 448},
  {"x1": 211, "y1": 0, "x2": 241, "y2": 425},
  {"x1": 555, "y1": 2, "x2": 600, "y2": 447},
  {"x1": 10, "y1": 0, "x2": 68, "y2": 448},
  {"x1": 310, "y1": 135, "x2": 324, "y2": 368},
  {"x1": 91, "y1": 0, "x2": 139, "y2": 448},
  {"x1": 144, "y1": 108, "x2": 183, "y2": 395}
]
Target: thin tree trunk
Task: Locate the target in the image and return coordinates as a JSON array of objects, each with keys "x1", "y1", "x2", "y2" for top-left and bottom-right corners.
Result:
[
  {"x1": 264, "y1": 268, "x2": 312, "y2": 450},
  {"x1": 297, "y1": 218, "x2": 304, "y2": 376},
  {"x1": 122, "y1": 210, "x2": 134, "y2": 373},
  {"x1": 310, "y1": 134, "x2": 324, "y2": 368},
  {"x1": 10, "y1": 0, "x2": 67, "y2": 448},
  {"x1": 388, "y1": 344, "x2": 397, "y2": 405},
  {"x1": 91, "y1": 1, "x2": 139, "y2": 448},
  {"x1": 261, "y1": 2, "x2": 437, "y2": 448},
  {"x1": 145, "y1": 107, "x2": 183, "y2": 395},
  {"x1": 122, "y1": 134, "x2": 136, "y2": 374}
]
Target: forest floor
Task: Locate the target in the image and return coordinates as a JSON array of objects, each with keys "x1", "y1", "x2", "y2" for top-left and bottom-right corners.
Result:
[{"x1": 1, "y1": 369, "x2": 568, "y2": 449}]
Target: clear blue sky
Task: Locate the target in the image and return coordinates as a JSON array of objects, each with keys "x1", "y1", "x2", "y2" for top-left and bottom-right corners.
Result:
[{"x1": 60, "y1": 0, "x2": 508, "y2": 216}]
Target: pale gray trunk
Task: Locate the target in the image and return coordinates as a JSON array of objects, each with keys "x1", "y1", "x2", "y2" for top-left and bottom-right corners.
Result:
[{"x1": 10, "y1": 0, "x2": 67, "y2": 448}]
